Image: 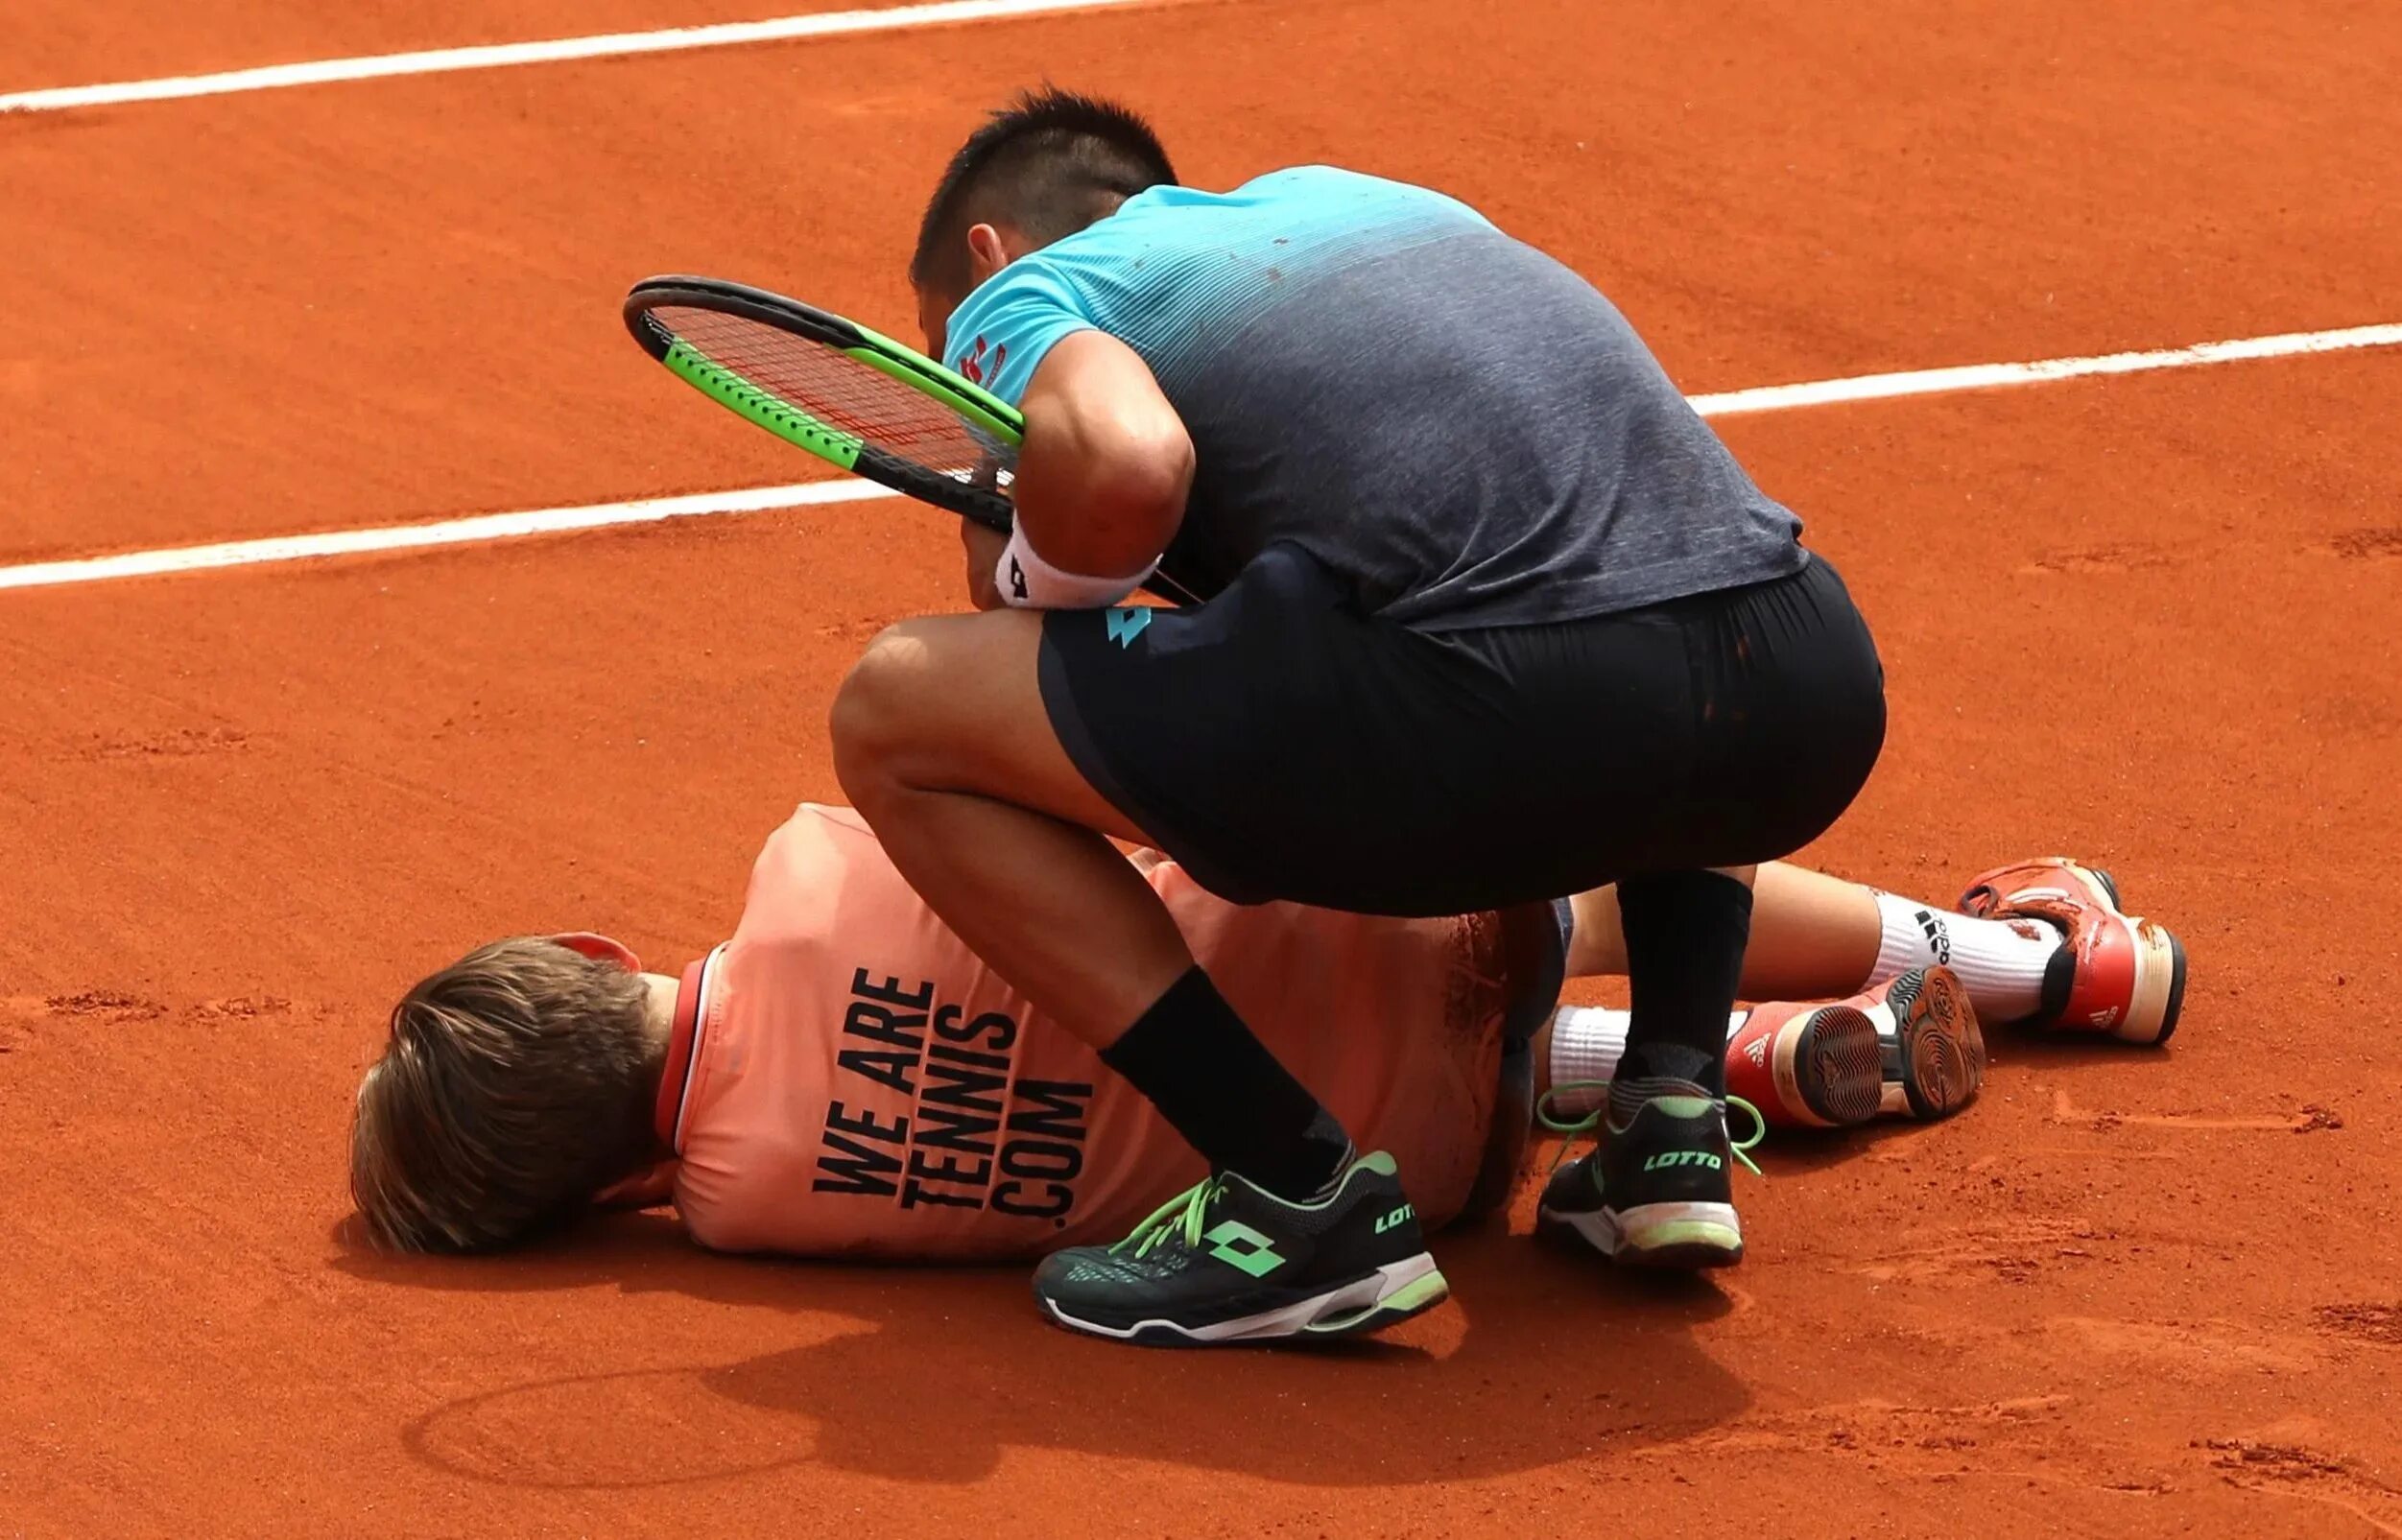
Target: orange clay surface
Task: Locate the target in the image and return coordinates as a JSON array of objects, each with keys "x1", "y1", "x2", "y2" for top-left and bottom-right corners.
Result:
[{"x1": 6, "y1": 0, "x2": 2402, "y2": 1533}]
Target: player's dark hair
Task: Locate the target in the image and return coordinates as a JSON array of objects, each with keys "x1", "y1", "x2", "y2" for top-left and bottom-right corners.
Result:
[{"x1": 910, "y1": 86, "x2": 1177, "y2": 294}]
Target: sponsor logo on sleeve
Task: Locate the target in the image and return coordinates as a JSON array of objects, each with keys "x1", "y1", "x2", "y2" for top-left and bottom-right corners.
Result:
[{"x1": 960, "y1": 335, "x2": 1008, "y2": 385}]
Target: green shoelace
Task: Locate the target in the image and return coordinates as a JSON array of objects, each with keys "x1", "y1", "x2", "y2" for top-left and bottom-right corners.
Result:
[
  {"x1": 1535, "y1": 1081, "x2": 1767, "y2": 1179},
  {"x1": 1108, "y1": 1173, "x2": 1227, "y2": 1261}
]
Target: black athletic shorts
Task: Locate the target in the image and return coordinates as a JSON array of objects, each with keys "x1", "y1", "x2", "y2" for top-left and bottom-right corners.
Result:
[{"x1": 1039, "y1": 542, "x2": 1886, "y2": 916}]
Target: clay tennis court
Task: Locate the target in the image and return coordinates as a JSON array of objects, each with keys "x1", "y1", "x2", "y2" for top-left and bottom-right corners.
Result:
[{"x1": 6, "y1": 0, "x2": 2400, "y2": 1531}]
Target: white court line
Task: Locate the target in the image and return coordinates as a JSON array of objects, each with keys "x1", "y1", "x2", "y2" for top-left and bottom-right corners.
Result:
[
  {"x1": 0, "y1": 0, "x2": 1164, "y2": 113},
  {"x1": 0, "y1": 481, "x2": 894, "y2": 591},
  {"x1": 1687, "y1": 320, "x2": 2402, "y2": 416},
  {"x1": 4, "y1": 319, "x2": 2397, "y2": 594}
]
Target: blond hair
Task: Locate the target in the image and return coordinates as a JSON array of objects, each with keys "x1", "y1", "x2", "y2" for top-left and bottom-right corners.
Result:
[{"x1": 351, "y1": 937, "x2": 655, "y2": 1252}]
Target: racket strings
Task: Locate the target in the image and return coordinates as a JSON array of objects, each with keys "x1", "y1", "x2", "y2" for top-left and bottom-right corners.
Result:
[{"x1": 653, "y1": 306, "x2": 1002, "y2": 482}]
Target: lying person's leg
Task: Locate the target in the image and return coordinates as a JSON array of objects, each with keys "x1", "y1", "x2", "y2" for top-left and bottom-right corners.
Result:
[
  {"x1": 1540, "y1": 966, "x2": 1985, "y2": 1130},
  {"x1": 1567, "y1": 856, "x2": 2186, "y2": 1043}
]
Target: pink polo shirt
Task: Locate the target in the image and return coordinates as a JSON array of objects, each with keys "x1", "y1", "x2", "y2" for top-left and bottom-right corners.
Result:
[{"x1": 656, "y1": 805, "x2": 1550, "y2": 1260}]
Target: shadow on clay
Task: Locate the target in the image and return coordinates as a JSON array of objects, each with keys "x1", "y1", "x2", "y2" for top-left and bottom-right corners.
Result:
[{"x1": 332, "y1": 1208, "x2": 1748, "y2": 1491}]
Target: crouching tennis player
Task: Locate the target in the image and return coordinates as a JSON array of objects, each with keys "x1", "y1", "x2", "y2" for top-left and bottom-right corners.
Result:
[{"x1": 351, "y1": 803, "x2": 2183, "y2": 1342}]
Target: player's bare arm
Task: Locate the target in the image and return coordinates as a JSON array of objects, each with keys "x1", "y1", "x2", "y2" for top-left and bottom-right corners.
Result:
[
  {"x1": 1011, "y1": 330, "x2": 1192, "y2": 579},
  {"x1": 954, "y1": 333, "x2": 1190, "y2": 610}
]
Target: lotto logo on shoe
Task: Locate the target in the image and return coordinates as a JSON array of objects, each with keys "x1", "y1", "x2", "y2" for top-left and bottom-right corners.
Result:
[
  {"x1": 1914, "y1": 908, "x2": 1953, "y2": 965},
  {"x1": 1373, "y1": 1203, "x2": 1415, "y2": 1235},
  {"x1": 1643, "y1": 1150, "x2": 1724, "y2": 1172},
  {"x1": 1202, "y1": 1220, "x2": 1287, "y2": 1278}
]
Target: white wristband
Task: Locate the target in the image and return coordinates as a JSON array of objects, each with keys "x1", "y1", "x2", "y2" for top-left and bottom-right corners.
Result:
[{"x1": 996, "y1": 524, "x2": 1158, "y2": 610}]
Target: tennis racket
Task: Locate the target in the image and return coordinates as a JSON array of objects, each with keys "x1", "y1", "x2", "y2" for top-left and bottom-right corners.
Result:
[{"x1": 625, "y1": 274, "x2": 1021, "y2": 533}]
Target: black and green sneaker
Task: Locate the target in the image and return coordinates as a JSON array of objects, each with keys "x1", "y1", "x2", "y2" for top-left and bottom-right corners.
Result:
[
  {"x1": 1534, "y1": 1079, "x2": 1762, "y2": 1269},
  {"x1": 1032, "y1": 1151, "x2": 1449, "y2": 1346}
]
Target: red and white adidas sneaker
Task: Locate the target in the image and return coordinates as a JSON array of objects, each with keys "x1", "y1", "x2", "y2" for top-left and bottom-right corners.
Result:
[
  {"x1": 1723, "y1": 966, "x2": 1986, "y2": 1129},
  {"x1": 1956, "y1": 859, "x2": 2188, "y2": 1045}
]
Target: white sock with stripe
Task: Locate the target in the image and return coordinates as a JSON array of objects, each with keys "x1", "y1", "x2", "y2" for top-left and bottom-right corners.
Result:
[
  {"x1": 1548, "y1": 1004, "x2": 1748, "y2": 1118},
  {"x1": 1869, "y1": 891, "x2": 2062, "y2": 1022}
]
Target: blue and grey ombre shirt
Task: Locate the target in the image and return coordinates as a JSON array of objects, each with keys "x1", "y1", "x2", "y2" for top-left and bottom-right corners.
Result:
[{"x1": 942, "y1": 166, "x2": 1803, "y2": 628}]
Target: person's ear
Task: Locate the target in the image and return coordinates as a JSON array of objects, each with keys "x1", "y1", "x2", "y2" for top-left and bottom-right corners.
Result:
[
  {"x1": 964, "y1": 222, "x2": 1012, "y2": 285},
  {"x1": 549, "y1": 933, "x2": 641, "y2": 972}
]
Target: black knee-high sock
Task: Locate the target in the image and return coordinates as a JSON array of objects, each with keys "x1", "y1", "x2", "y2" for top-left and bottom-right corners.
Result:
[
  {"x1": 1101, "y1": 965, "x2": 1354, "y2": 1202},
  {"x1": 1614, "y1": 870, "x2": 1755, "y2": 1099}
]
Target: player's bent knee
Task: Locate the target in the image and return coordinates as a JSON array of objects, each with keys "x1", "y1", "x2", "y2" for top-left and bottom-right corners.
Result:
[
  {"x1": 832, "y1": 610, "x2": 1057, "y2": 812},
  {"x1": 829, "y1": 629, "x2": 913, "y2": 794},
  {"x1": 829, "y1": 621, "x2": 959, "y2": 801}
]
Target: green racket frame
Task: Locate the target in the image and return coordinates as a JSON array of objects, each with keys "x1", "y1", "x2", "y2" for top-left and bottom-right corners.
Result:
[{"x1": 625, "y1": 274, "x2": 1021, "y2": 533}]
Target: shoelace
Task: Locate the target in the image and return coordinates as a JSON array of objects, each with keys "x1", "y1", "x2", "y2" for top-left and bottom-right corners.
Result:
[
  {"x1": 1534, "y1": 1080, "x2": 1766, "y2": 1179},
  {"x1": 1107, "y1": 1173, "x2": 1228, "y2": 1261}
]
